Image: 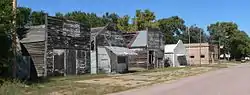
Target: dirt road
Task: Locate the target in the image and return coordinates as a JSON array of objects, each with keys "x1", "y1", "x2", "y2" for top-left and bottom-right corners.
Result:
[{"x1": 109, "y1": 64, "x2": 250, "y2": 95}]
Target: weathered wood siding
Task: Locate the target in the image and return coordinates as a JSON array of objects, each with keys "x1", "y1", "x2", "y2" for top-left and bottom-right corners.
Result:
[
  {"x1": 46, "y1": 16, "x2": 91, "y2": 76},
  {"x1": 22, "y1": 41, "x2": 45, "y2": 77},
  {"x1": 122, "y1": 32, "x2": 137, "y2": 47},
  {"x1": 128, "y1": 29, "x2": 165, "y2": 69},
  {"x1": 96, "y1": 30, "x2": 125, "y2": 47},
  {"x1": 147, "y1": 28, "x2": 164, "y2": 50},
  {"x1": 97, "y1": 47, "x2": 111, "y2": 73}
]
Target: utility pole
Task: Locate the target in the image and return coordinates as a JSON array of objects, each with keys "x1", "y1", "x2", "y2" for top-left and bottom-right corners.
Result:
[
  {"x1": 12, "y1": 0, "x2": 17, "y2": 78},
  {"x1": 218, "y1": 37, "x2": 221, "y2": 64},
  {"x1": 199, "y1": 26, "x2": 202, "y2": 66},
  {"x1": 187, "y1": 27, "x2": 191, "y2": 66}
]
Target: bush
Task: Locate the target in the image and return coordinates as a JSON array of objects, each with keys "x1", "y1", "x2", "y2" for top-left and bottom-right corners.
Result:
[{"x1": 0, "y1": 32, "x2": 13, "y2": 78}]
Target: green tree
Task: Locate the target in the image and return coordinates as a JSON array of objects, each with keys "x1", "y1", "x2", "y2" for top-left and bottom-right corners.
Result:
[
  {"x1": 230, "y1": 31, "x2": 250, "y2": 59},
  {"x1": 134, "y1": 9, "x2": 156, "y2": 30},
  {"x1": 208, "y1": 22, "x2": 238, "y2": 44},
  {"x1": 0, "y1": 0, "x2": 13, "y2": 76},
  {"x1": 86, "y1": 13, "x2": 106, "y2": 27},
  {"x1": 64, "y1": 11, "x2": 106, "y2": 27},
  {"x1": 16, "y1": 7, "x2": 32, "y2": 39},
  {"x1": 55, "y1": 12, "x2": 64, "y2": 17},
  {"x1": 158, "y1": 16, "x2": 186, "y2": 44},
  {"x1": 65, "y1": 11, "x2": 89, "y2": 25},
  {"x1": 208, "y1": 22, "x2": 250, "y2": 59},
  {"x1": 30, "y1": 11, "x2": 45, "y2": 25},
  {"x1": 16, "y1": 7, "x2": 31, "y2": 27},
  {"x1": 180, "y1": 26, "x2": 208, "y2": 43},
  {"x1": 117, "y1": 15, "x2": 130, "y2": 32},
  {"x1": 102, "y1": 12, "x2": 119, "y2": 24}
]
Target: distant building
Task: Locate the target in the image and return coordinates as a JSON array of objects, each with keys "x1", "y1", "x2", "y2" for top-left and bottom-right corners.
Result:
[
  {"x1": 164, "y1": 40, "x2": 188, "y2": 67},
  {"x1": 184, "y1": 43, "x2": 218, "y2": 65}
]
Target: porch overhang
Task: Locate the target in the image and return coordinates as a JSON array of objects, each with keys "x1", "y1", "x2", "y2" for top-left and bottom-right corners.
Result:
[{"x1": 105, "y1": 46, "x2": 137, "y2": 56}]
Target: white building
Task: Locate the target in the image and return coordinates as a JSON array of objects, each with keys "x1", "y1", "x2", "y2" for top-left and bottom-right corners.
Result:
[{"x1": 164, "y1": 40, "x2": 188, "y2": 67}]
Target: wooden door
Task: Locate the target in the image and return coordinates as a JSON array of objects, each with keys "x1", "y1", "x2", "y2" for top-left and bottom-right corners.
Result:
[{"x1": 66, "y1": 50, "x2": 76, "y2": 75}]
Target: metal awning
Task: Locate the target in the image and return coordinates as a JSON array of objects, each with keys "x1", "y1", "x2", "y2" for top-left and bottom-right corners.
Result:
[
  {"x1": 105, "y1": 46, "x2": 137, "y2": 56},
  {"x1": 176, "y1": 54, "x2": 186, "y2": 56}
]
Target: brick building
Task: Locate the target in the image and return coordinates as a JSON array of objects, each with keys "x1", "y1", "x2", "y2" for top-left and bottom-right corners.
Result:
[{"x1": 184, "y1": 43, "x2": 218, "y2": 65}]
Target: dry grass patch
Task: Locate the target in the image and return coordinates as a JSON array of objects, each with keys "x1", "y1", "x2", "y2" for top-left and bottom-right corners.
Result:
[{"x1": 1, "y1": 63, "x2": 233, "y2": 95}]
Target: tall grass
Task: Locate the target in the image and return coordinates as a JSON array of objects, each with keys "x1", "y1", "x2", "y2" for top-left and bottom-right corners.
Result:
[{"x1": 0, "y1": 80, "x2": 25, "y2": 95}]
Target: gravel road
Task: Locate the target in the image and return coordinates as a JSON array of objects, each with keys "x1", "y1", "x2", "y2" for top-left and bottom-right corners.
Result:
[{"x1": 109, "y1": 64, "x2": 250, "y2": 95}]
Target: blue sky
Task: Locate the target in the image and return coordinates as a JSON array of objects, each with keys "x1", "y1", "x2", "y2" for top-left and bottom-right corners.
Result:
[{"x1": 19, "y1": 0, "x2": 250, "y2": 34}]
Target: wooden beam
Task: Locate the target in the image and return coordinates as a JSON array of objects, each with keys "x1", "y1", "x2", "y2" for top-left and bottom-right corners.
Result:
[
  {"x1": 75, "y1": 50, "x2": 78, "y2": 75},
  {"x1": 44, "y1": 14, "x2": 48, "y2": 77},
  {"x1": 64, "y1": 49, "x2": 67, "y2": 76}
]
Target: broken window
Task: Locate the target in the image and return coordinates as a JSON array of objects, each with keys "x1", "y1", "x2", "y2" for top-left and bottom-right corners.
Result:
[{"x1": 118, "y1": 56, "x2": 127, "y2": 63}]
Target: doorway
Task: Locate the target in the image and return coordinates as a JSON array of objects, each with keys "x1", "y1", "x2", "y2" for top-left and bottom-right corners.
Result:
[
  {"x1": 148, "y1": 51, "x2": 155, "y2": 66},
  {"x1": 53, "y1": 49, "x2": 65, "y2": 76}
]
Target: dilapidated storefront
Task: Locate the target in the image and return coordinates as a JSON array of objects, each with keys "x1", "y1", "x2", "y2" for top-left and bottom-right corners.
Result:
[
  {"x1": 20, "y1": 15, "x2": 91, "y2": 77},
  {"x1": 125, "y1": 28, "x2": 165, "y2": 69},
  {"x1": 90, "y1": 25, "x2": 137, "y2": 74}
]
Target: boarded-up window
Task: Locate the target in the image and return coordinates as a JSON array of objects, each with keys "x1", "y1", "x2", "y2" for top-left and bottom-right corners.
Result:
[{"x1": 118, "y1": 56, "x2": 126, "y2": 63}]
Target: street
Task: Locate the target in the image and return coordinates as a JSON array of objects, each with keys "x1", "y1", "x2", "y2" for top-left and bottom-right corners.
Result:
[{"x1": 109, "y1": 64, "x2": 250, "y2": 95}]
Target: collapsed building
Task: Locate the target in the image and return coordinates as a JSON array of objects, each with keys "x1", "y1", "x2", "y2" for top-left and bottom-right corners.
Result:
[{"x1": 90, "y1": 25, "x2": 137, "y2": 74}]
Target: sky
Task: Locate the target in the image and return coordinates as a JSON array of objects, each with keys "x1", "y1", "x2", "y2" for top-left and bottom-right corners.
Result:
[{"x1": 18, "y1": 0, "x2": 250, "y2": 34}]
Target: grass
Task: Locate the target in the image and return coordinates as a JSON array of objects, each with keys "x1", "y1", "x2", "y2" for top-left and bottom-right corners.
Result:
[
  {"x1": 0, "y1": 80, "x2": 25, "y2": 95},
  {"x1": 0, "y1": 63, "x2": 233, "y2": 95}
]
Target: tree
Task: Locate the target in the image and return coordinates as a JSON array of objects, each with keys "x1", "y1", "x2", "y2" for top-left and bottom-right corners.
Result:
[
  {"x1": 102, "y1": 12, "x2": 119, "y2": 24},
  {"x1": 230, "y1": 31, "x2": 250, "y2": 59},
  {"x1": 117, "y1": 15, "x2": 130, "y2": 32},
  {"x1": 158, "y1": 16, "x2": 186, "y2": 44},
  {"x1": 16, "y1": 7, "x2": 31, "y2": 27},
  {"x1": 208, "y1": 22, "x2": 250, "y2": 59},
  {"x1": 180, "y1": 26, "x2": 208, "y2": 43},
  {"x1": 64, "y1": 11, "x2": 106, "y2": 27},
  {"x1": 16, "y1": 7, "x2": 32, "y2": 39},
  {"x1": 55, "y1": 12, "x2": 64, "y2": 17},
  {"x1": 0, "y1": 0, "x2": 13, "y2": 76},
  {"x1": 86, "y1": 13, "x2": 106, "y2": 27},
  {"x1": 30, "y1": 11, "x2": 45, "y2": 25},
  {"x1": 134, "y1": 9, "x2": 156, "y2": 30}
]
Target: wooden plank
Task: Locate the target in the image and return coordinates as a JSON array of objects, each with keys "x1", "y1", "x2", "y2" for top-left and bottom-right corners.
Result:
[
  {"x1": 76, "y1": 50, "x2": 78, "y2": 75},
  {"x1": 44, "y1": 14, "x2": 48, "y2": 77},
  {"x1": 64, "y1": 49, "x2": 66, "y2": 76}
]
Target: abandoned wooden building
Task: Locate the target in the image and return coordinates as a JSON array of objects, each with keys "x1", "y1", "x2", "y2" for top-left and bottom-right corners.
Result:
[
  {"x1": 20, "y1": 16, "x2": 91, "y2": 77},
  {"x1": 125, "y1": 28, "x2": 165, "y2": 69},
  {"x1": 90, "y1": 26, "x2": 137, "y2": 74},
  {"x1": 164, "y1": 40, "x2": 188, "y2": 67}
]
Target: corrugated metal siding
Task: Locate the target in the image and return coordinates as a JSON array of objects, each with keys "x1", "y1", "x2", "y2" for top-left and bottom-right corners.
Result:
[{"x1": 22, "y1": 41, "x2": 45, "y2": 77}]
